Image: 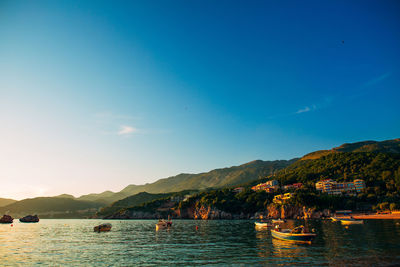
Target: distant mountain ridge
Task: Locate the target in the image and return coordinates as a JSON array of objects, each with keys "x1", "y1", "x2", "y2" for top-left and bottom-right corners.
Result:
[
  {"x1": 0, "y1": 197, "x2": 103, "y2": 218},
  {"x1": 301, "y1": 138, "x2": 400, "y2": 160},
  {"x1": 76, "y1": 159, "x2": 296, "y2": 204},
  {"x1": 0, "y1": 198, "x2": 17, "y2": 207},
  {"x1": 2, "y1": 138, "x2": 399, "y2": 218}
]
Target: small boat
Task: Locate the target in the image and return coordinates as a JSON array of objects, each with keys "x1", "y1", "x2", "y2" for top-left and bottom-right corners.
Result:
[
  {"x1": 156, "y1": 218, "x2": 172, "y2": 230},
  {"x1": 340, "y1": 218, "x2": 364, "y2": 225},
  {"x1": 19, "y1": 215, "x2": 39, "y2": 223},
  {"x1": 271, "y1": 225, "x2": 316, "y2": 244},
  {"x1": 272, "y1": 219, "x2": 285, "y2": 224},
  {"x1": 0, "y1": 215, "x2": 13, "y2": 224},
  {"x1": 254, "y1": 221, "x2": 273, "y2": 228},
  {"x1": 94, "y1": 223, "x2": 112, "y2": 232}
]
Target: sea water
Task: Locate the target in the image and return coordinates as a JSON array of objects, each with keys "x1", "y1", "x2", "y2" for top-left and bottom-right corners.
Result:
[{"x1": 1, "y1": 219, "x2": 400, "y2": 266}]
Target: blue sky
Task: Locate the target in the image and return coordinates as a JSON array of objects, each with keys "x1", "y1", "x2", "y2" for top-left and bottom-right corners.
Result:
[{"x1": 0, "y1": 0, "x2": 399, "y2": 199}]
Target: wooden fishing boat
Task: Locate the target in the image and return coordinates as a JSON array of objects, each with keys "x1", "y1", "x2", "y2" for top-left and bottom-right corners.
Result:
[
  {"x1": 254, "y1": 221, "x2": 273, "y2": 228},
  {"x1": 19, "y1": 215, "x2": 39, "y2": 223},
  {"x1": 0, "y1": 215, "x2": 13, "y2": 224},
  {"x1": 271, "y1": 225, "x2": 316, "y2": 244},
  {"x1": 340, "y1": 218, "x2": 364, "y2": 225},
  {"x1": 94, "y1": 223, "x2": 112, "y2": 232},
  {"x1": 156, "y1": 216, "x2": 172, "y2": 230}
]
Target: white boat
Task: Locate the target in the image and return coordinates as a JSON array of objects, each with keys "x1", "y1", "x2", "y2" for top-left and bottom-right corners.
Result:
[
  {"x1": 156, "y1": 218, "x2": 172, "y2": 230},
  {"x1": 254, "y1": 221, "x2": 273, "y2": 228},
  {"x1": 340, "y1": 218, "x2": 364, "y2": 225},
  {"x1": 271, "y1": 225, "x2": 316, "y2": 244}
]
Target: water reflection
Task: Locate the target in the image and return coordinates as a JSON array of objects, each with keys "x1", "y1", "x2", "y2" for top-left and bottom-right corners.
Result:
[{"x1": 1, "y1": 219, "x2": 400, "y2": 265}]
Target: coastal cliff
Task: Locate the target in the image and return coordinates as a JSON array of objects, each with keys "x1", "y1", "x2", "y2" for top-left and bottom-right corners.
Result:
[{"x1": 105, "y1": 201, "x2": 331, "y2": 220}]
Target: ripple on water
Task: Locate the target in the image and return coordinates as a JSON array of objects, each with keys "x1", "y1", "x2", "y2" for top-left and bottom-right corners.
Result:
[{"x1": 1, "y1": 219, "x2": 400, "y2": 266}]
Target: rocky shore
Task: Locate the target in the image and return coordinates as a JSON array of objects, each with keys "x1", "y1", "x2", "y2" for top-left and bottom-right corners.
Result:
[{"x1": 105, "y1": 203, "x2": 331, "y2": 220}]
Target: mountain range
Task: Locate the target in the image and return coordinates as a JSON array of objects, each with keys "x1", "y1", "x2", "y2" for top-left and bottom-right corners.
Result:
[
  {"x1": 0, "y1": 198, "x2": 17, "y2": 207},
  {"x1": 75, "y1": 159, "x2": 296, "y2": 204},
  {"x1": 1, "y1": 138, "x2": 399, "y2": 218},
  {"x1": 0, "y1": 197, "x2": 103, "y2": 218},
  {"x1": 301, "y1": 139, "x2": 400, "y2": 160}
]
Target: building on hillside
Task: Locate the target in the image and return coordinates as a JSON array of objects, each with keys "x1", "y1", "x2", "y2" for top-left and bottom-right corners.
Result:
[
  {"x1": 251, "y1": 180, "x2": 279, "y2": 193},
  {"x1": 273, "y1": 193, "x2": 294, "y2": 204},
  {"x1": 283, "y1": 183, "x2": 303, "y2": 191},
  {"x1": 315, "y1": 179, "x2": 365, "y2": 195},
  {"x1": 266, "y1": 180, "x2": 279, "y2": 187},
  {"x1": 315, "y1": 179, "x2": 333, "y2": 191},
  {"x1": 353, "y1": 179, "x2": 366, "y2": 192},
  {"x1": 233, "y1": 187, "x2": 245, "y2": 193}
]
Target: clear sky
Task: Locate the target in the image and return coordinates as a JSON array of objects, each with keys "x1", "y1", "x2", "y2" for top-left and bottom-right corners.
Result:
[{"x1": 1, "y1": 0, "x2": 399, "y2": 200}]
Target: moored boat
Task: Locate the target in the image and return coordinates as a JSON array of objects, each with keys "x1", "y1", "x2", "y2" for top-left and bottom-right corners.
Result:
[
  {"x1": 254, "y1": 221, "x2": 273, "y2": 228},
  {"x1": 94, "y1": 223, "x2": 112, "y2": 232},
  {"x1": 156, "y1": 218, "x2": 172, "y2": 230},
  {"x1": 340, "y1": 218, "x2": 364, "y2": 225},
  {"x1": 272, "y1": 219, "x2": 285, "y2": 224},
  {"x1": 0, "y1": 215, "x2": 13, "y2": 224},
  {"x1": 19, "y1": 215, "x2": 39, "y2": 223},
  {"x1": 271, "y1": 225, "x2": 316, "y2": 244}
]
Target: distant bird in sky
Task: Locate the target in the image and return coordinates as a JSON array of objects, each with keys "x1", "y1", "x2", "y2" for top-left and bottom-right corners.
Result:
[{"x1": 342, "y1": 40, "x2": 344, "y2": 44}]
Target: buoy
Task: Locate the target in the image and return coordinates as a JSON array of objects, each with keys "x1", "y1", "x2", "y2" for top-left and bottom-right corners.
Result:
[{"x1": 196, "y1": 226, "x2": 199, "y2": 230}]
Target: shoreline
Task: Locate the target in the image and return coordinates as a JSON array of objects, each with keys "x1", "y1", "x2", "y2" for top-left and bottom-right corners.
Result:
[{"x1": 338, "y1": 213, "x2": 400, "y2": 220}]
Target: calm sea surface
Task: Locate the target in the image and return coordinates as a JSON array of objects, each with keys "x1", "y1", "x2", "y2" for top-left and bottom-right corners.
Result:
[{"x1": 1, "y1": 219, "x2": 400, "y2": 266}]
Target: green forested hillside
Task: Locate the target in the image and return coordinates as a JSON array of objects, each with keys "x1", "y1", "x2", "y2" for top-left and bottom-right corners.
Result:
[
  {"x1": 96, "y1": 192, "x2": 172, "y2": 217},
  {"x1": 262, "y1": 152, "x2": 400, "y2": 210},
  {"x1": 77, "y1": 190, "x2": 127, "y2": 204},
  {"x1": 3, "y1": 139, "x2": 399, "y2": 218},
  {"x1": 0, "y1": 197, "x2": 104, "y2": 218},
  {"x1": 77, "y1": 159, "x2": 295, "y2": 204},
  {"x1": 333, "y1": 139, "x2": 400, "y2": 153},
  {"x1": 97, "y1": 190, "x2": 199, "y2": 218},
  {"x1": 275, "y1": 152, "x2": 400, "y2": 189},
  {"x1": 120, "y1": 159, "x2": 296, "y2": 194},
  {"x1": 301, "y1": 138, "x2": 400, "y2": 160},
  {"x1": 118, "y1": 152, "x2": 400, "y2": 216},
  {"x1": 0, "y1": 198, "x2": 17, "y2": 207}
]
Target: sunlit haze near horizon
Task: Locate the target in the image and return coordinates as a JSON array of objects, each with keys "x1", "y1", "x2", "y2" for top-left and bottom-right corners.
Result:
[{"x1": 1, "y1": 1, "x2": 400, "y2": 200}]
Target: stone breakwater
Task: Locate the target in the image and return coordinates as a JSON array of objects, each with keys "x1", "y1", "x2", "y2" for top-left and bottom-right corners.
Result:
[{"x1": 105, "y1": 203, "x2": 331, "y2": 220}]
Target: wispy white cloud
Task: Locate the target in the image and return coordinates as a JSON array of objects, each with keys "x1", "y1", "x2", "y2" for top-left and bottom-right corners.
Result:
[
  {"x1": 296, "y1": 104, "x2": 320, "y2": 114},
  {"x1": 117, "y1": 125, "x2": 138, "y2": 136},
  {"x1": 269, "y1": 97, "x2": 333, "y2": 119},
  {"x1": 363, "y1": 72, "x2": 392, "y2": 87},
  {"x1": 296, "y1": 106, "x2": 310, "y2": 114}
]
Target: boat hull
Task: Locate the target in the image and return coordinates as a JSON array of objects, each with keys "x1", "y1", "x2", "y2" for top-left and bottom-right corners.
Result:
[
  {"x1": 156, "y1": 221, "x2": 172, "y2": 230},
  {"x1": 340, "y1": 219, "x2": 363, "y2": 225},
  {"x1": 0, "y1": 215, "x2": 13, "y2": 224},
  {"x1": 255, "y1": 222, "x2": 272, "y2": 228},
  {"x1": 94, "y1": 223, "x2": 112, "y2": 232},
  {"x1": 271, "y1": 230, "x2": 316, "y2": 244},
  {"x1": 19, "y1": 215, "x2": 39, "y2": 223}
]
